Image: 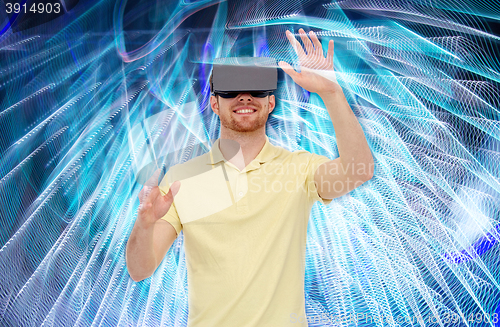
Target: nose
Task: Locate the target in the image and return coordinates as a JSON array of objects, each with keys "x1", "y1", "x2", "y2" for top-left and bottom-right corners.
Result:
[{"x1": 238, "y1": 93, "x2": 253, "y2": 102}]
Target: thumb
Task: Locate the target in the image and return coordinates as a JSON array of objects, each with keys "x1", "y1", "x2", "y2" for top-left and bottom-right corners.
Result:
[
  {"x1": 278, "y1": 61, "x2": 300, "y2": 82},
  {"x1": 169, "y1": 180, "x2": 181, "y2": 197}
]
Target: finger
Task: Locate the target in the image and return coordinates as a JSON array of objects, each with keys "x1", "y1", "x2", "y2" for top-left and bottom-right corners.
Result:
[
  {"x1": 278, "y1": 61, "x2": 301, "y2": 82},
  {"x1": 138, "y1": 185, "x2": 152, "y2": 203},
  {"x1": 298, "y1": 28, "x2": 314, "y2": 56},
  {"x1": 144, "y1": 168, "x2": 162, "y2": 187},
  {"x1": 169, "y1": 181, "x2": 181, "y2": 197},
  {"x1": 285, "y1": 30, "x2": 306, "y2": 59},
  {"x1": 162, "y1": 180, "x2": 181, "y2": 203},
  {"x1": 326, "y1": 40, "x2": 334, "y2": 67},
  {"x1": 309, "y1": 30, "x2": 323, "y2": 57}
]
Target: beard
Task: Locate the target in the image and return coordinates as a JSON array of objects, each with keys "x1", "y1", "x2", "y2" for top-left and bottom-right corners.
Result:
[{"x1": 219, "y1": 102, "x2": 270, "y2": 133}]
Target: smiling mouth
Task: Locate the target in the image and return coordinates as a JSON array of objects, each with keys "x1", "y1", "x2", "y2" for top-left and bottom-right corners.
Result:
[{"x1": 233, "y1": 109, "x2": 257, "y2": 114}]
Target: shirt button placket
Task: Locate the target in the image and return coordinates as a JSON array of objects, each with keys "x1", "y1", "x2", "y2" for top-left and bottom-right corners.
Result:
[{"x1": 236, "y1": 171, "x2": 249, "y2": 213}]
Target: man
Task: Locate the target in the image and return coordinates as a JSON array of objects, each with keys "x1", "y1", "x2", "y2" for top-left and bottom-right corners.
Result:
[{"x1": 126, "y1": 29, "x2": 374, "y2": 326}]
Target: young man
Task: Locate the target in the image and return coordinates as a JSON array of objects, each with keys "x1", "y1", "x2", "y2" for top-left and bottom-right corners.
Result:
[{"x1": 126, "y1": 29, "x2": 374, "y2": 326}]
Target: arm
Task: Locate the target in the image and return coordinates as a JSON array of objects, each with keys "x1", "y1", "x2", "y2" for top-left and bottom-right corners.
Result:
[
  {"x1": 315, "y1": 90, "x2": 374, "y2": 199},
  {"x1": 126, "y1": 217, "x2": 178, "y2": 282},
  {"x1": 126, "y1": 173, "x2": 181, "y2": 282},
  {"x1": 279, "y1": 29, "x2": 374, "y2": 199}
]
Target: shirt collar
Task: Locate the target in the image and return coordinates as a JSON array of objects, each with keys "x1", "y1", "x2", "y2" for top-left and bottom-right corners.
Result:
[{"x1": 207, "y1": 136, "x2": 279, "y2": 166}]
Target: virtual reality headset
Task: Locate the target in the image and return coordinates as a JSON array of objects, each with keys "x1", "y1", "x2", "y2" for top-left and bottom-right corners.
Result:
[{"x1": 211, "y1": 57, "x2": 277, "y2": 96}]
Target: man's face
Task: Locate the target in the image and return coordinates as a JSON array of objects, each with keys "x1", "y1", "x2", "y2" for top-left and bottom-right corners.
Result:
[{"x1": 210, "y1": 93, "x2": 276, "y2": 133}]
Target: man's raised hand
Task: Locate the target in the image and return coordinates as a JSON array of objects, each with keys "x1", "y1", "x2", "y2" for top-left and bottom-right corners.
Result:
[
  {"x1": 278, "y1": 29, "x2": 341, "y2": 96},
  {"x1": 138, "y1": 169, "x2": 180, "y2": 226}
]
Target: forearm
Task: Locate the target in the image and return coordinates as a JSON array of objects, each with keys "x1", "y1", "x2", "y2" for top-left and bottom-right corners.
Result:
[
  {"x1": 126, "y1": 218, "x2": 158, "y2": 282},
  {"x1": 319, "y1": 89, "x2": 374, "y2": 181}
]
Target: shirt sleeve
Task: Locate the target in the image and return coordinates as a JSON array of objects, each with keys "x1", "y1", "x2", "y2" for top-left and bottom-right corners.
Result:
[
  {"x1": 306, "y1": 153, "x2": 333, "y2": 206},
  {"x1": 158, "y1": 175, "x2": 183, "y2": 235}
]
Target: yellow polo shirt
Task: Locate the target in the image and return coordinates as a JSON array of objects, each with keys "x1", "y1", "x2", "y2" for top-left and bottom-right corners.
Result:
[{"x1": 159, "y1": 136, "x2": 332, "y2": 327}]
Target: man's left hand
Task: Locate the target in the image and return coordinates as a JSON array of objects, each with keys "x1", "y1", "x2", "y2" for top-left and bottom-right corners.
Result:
[{"x1": 279, "y1": 29, "x2": 341, "y2": 96}]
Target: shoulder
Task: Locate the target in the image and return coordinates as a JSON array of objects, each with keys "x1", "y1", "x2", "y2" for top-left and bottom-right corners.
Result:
[
  {"x1": 268, "y1": 146, "x2": 320, "y2": 175},
  {"x1": 272, "y1": 145, "x2": 331, "y2": 174},
  {"x1": 166, "y1": 152, "x2": 212, "y2": 181},
  {"x1": 274, "y1": 145, "x2": 313, "y2": 162}
]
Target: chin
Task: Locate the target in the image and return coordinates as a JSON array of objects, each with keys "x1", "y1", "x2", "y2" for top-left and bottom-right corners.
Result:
[
  {"x1": 231, "y1": 126, "x2": 262, "y2": 133},
  {"x1": 221, "y1": 119, "x2": 267, "y2": 133}
]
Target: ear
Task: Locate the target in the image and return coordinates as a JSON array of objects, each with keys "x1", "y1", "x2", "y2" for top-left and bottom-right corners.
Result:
[
  {"x1": 268, "y1": 95, "x2": 276, "y2": 114},
  {"x1": 210, "y1": 95, "x2": 219, "y2": 115}
]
